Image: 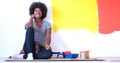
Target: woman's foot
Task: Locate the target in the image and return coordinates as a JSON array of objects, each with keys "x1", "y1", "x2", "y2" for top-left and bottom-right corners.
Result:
[
  {"x1": 26, "y1": 53, "x2": 33, "y2": 60},
  {"x1": 35, "y1": 44, "x2": 40, "y2": 53},
  {"x1": 9, "y1": 54, "x2": 24, "y2": 59}
]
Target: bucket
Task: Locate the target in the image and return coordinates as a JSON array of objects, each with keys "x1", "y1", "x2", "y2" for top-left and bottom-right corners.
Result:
[{"x1": 80, "y1": 50, "x2": 89, "y2": 59}]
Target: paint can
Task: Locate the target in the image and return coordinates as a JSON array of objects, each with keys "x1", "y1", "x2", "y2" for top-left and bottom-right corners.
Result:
[{"x1": 80, "y1": 50, "x2": 89, "y2": 59}]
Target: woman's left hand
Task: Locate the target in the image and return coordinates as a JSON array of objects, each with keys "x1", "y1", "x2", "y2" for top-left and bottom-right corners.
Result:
[{"x1": 45, "y1": 44, "x2": 52, "y2": 50}]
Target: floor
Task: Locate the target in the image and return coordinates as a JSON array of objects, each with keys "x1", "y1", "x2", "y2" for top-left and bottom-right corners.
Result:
[{"x1": 1, "y1": 57, "x2": 120, "y2": 63}]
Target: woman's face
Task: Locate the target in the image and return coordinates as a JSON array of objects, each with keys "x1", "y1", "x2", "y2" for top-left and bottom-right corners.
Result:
[{"x1": 34, "y1": 8, "x2": 42, "y2": 19}]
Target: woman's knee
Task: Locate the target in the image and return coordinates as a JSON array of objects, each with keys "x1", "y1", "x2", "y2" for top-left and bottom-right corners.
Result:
[
  {"x1": 27, "y1": 27, "x2": 34, "y2": 32},
  {"x1": 26, "y1": 27, "x2": 34, "y2": 35}
]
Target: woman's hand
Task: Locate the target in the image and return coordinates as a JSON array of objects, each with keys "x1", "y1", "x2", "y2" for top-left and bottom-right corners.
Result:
[
  {"x1": 30, "y1": 14, "x2": 35, "y2": 20},
  {"x1": 45, "y1": 44, "x2": 52, "y2": 50}
]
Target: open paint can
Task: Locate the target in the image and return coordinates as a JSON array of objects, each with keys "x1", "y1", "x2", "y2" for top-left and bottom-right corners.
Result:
[{"x1": 80, "y1": 50, "x2": 89, "y2": 59}]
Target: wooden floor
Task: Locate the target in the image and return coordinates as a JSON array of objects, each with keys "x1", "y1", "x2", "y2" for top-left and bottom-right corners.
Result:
[{"x1": 1, "y1": 57, "x2": 120, "y2": 63}]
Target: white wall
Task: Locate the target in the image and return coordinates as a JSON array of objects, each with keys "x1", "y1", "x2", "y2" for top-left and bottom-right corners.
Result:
[
  {"x1": 0, "y1": 0, "x2": 120, "y2": 58},
  {"x1": 0, "y1": 0, "x2": 52, "y2": 57},
  {"x1": 51, "y1": 30, "x2": 120, "y2": 57}
]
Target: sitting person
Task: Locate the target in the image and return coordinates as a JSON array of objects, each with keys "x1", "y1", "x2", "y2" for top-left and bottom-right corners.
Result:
[{"x1": 9, "y1": 1, "x2": 53, "y2": 60}]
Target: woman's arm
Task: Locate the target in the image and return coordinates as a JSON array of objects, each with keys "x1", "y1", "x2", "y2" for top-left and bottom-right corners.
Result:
[
  {"x1": 45, "y1": 28, "x2": 52, "y2": 50},
  {"x1": 25, "y1": 14, "x2": 35, "y2": 29}
]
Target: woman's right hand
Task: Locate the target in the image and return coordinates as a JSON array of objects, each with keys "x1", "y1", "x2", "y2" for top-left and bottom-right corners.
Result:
[{"x1": 30, "y1": 14, "x2": 35, "y2": 20}]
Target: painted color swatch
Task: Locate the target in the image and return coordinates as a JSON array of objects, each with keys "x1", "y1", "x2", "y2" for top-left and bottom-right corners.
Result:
[
  {"x1": 97, "y1": 0, "x2": 120, "y2": 34},
  {"x1": 52, "y1": 0, "x2": 98, "y2": 33},
  {"x1": 52, "y1": 0, "x2": 120, "y2": 34}
]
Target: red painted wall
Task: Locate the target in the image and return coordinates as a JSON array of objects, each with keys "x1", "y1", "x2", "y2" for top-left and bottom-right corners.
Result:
[{"x1": 97, "y1": 0, "x2": 120, "y2": 34}]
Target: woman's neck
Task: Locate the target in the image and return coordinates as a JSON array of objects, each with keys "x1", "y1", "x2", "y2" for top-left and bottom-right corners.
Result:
[{"x1": 35, "y1": 18, "x2": 42, "y2": 23}]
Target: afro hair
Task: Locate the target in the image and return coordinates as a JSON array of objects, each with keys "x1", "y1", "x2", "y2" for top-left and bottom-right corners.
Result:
[{"x1": 29, "y1": 2, "x2": 47, "y2": 19}]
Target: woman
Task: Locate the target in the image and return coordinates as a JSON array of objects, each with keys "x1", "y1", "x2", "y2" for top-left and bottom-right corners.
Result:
[{"x1": 10, "y1": 2, "x2": 53, "y2": 60}]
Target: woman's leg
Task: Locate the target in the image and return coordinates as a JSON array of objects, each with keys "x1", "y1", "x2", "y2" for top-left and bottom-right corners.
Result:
[
  {"x1": 33, "y1": 46, "x2": 53, "y2": 59},
  {"x1": 23, "y1": 27, "x2": 35, "y2": 59}
]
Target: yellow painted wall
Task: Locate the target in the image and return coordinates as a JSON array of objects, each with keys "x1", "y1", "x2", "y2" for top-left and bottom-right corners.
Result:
[{"x1": 52, "y1": 0, "x2": 98, "y2": 33}]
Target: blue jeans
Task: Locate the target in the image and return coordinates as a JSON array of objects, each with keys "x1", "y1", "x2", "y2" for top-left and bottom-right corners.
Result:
[{"x1": 23, "y1": 28, "x2": 53, "y2": 59}]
